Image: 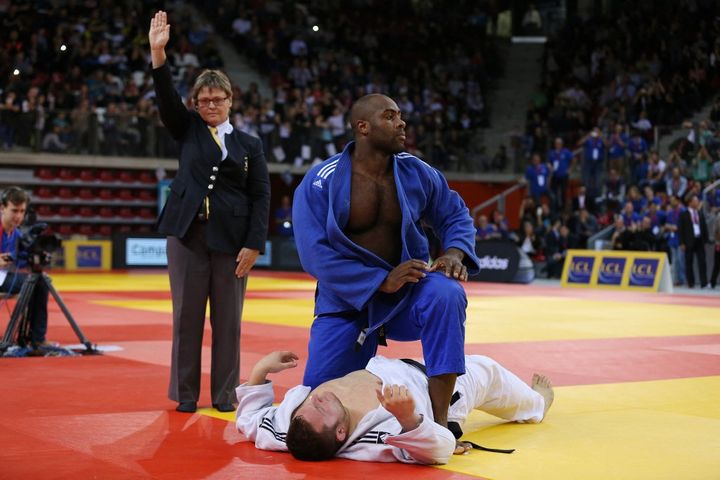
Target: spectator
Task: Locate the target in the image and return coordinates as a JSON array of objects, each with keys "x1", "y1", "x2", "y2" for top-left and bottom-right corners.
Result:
[
  {"x1": 612, "y1": 216, "x2": 636, "y2": 251},
  {"x1": 710, "y1": 211, "x2": 720, "y2": 289},
  {"x1": 274, "y1": 194, "x2": 293, "y2": 237},
  {"x1": 664, "y1": 195, "x2": 686, "y2": 286},
  {"x1": 571, "y1": 185, "x2": 596, "y2": 215},
  {"x1": 41, "y1": 124, "x2": 68, "y2": 153},
  {"x1": 491, "y1": 209, "x2": 512, "y2": 240},
  {"x1": 522, "y1": 4, "x2": 543, "y2": 35},
  {"x1": 640, "y1": 185, "x2": 661, "y2": 214},
  {"x1": 666, "y1": 167, "x2": 689, "y2": 199},
  {"x1": 0, "y1": 91, "x2": 20, "y2": 149},
  {"x1": 475, "y1": 214, "x2": 500, "y2": 241},
  {"x1": 577, "y1": 127, "x2": 605, "y2": 196},
  {"x1": 621, "y1": 201, "x2": 643, "y2": 227},
  {"x1": 634, "y1": 216, "x2": 660, "y2": 251},
  {"x1": 516, "y1": 220, "x2": 542, "y2": 259},
  {"x1": 679, "y1": 195, "x2": 709, "y2": 288},
  {"x1": 572, "y1": 208, "x2": 598, "y2": 249},
  {"x1": 602, "y1": 168, "x2": 626, "y2": 214},
  {"x1": 544, "y1": 220, "x2": 573, "y2": 278},
  {"x1": 547, "y1": 137, "x2": 572, "y2": 210},
  {"x1": 607, "y1": 123, "x2": 629, "y2": 175},
  {"x1": 647, "y1": 151, "x2": 667, "y2": 192},
  {"x1": 525, "y1": 152, "x2": 552, "y2": 205}
]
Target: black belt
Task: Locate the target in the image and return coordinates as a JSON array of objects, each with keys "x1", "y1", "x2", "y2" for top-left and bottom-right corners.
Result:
[
  {"x1": 399, "y1": 358, "x2": 515, "y2": 454},
  {"x1": 354, "y1": 323, "x2": 387, "y2": 351}
]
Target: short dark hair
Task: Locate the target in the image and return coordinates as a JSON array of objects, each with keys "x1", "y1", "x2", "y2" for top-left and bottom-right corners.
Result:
[
  {"x1": 286, "y1": 415, "x2": 343, "y2": 461},
  {"x1": 1, "y1": 186, "x2": 29, "y2": 207},
  {"x1": 191, "y1": 69, "x2": 232, "y2": 101}
]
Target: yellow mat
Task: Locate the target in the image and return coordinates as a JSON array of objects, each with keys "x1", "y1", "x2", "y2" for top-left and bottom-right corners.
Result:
[
  {"x1": 92, "y1": 294, "x2": 720, "y2": 341},
  {"x1": 200, "y1": 376, "x2": 720, "y2": 480},
  {"x1": 445, "y1": 376, "x2": 720, "y2": 480}
]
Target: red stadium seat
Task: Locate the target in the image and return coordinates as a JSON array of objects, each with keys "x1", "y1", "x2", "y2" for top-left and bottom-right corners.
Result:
[
  {"x1": 118, "y1": 207, "x2": 134, "y2": 218},
  {"x1": 35, "y1": 187, "x2": 54, "y2": 198},
  {"x1": 35, "y1": 168, "x2": 56, "y2": 180},
  {"x1": 78, "y1": 206, "x2": 95, "y2": 217},
  {"x1": 78, "y1": 188, "x2": 94, "y2": 200},
  {"x1": 78, "y1": 224, "x2": 95, "y2": 236},
  {"x1": 58, "y1": 206, "x2": 75, "y2": 217},
  {"x1": 57, "y1": 225, "x2": 73, "y2": 236},
  {"x1": 79, "y1": 169, "x2": 96, "y2": 181},
  {"x1": 119, "y1": 170, "x2": 137, "y2": 183},
  {"x1": 58, "y1": 168, "x2": 77, "y2": 180},
  {"x1": 139, "y1": 171, "x2": 156, "y2": 183},
  {"x1": 138, "y1": 207, "x2": 155, "y2": 219},
  {"x1": 36, "y1": 205, "x2": 55, "y2": 217},
  {"x1": 99, "y1": 170, "x2": 116, "y2": 182},
  {"x1": 98, "y1": 225, "x2": 113, "y2": 237},
  {"x1": 118, "y1": 189, "x2": 134, "y2": 200},
  {"x1": 98, "y1": 188, "x2": 114, "y2": 200},
  {"x1": 138, "y1": 190, "x2": 157, "y2": 201},
  {"x1": 57, "y1": 187, "x2": 74, "y2": 199},
  {"x1": 99, "y1": 207, "x2": 114, "y2": 218}
]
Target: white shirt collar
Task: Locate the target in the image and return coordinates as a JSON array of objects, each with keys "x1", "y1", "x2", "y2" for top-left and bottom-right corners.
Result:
[
  {"x1": 212, "y1": 118, "x2": 233, "y2": 137},
  {"x1": 209, "y1": 119, "x2": 233, "y2": 161}
]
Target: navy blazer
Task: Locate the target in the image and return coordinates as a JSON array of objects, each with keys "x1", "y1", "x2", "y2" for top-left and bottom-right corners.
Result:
[{"x1": 152, "y1": 64, "x2": 270, "y2": 255}]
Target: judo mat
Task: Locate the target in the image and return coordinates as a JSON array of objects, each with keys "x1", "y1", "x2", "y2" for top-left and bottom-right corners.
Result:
[{"x1": 1, "y1": 271, "x2": 718, "y2": 479}]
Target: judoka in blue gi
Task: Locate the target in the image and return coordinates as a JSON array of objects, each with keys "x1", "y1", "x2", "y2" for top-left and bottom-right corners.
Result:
[{"x1": 292, "y1": 94, "x2": 481, "y2": 453}]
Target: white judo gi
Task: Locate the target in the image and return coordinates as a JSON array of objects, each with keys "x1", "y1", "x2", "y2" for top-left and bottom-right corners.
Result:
[{"x1": 235, "y1": 355, "x2": 546, "y2": 465}]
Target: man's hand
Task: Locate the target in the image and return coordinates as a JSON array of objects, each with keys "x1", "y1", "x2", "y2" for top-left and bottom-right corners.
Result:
[
  {"x1": 235, "y1": 248, "x2": 260, "y2": 278},
  {"x1": 428, "y1": 248, "x2": 467, "y2": 281},
  {"x1": 247, "y1": 351, "x2": 299, "y2": 385},
  {"x1": 378, "y1": 259, "x2": 428, "y2": 293},
  {"x1": 0, "y1": 254, "x2": 12, "y2": 268},
  {"x1": 376, "y1": 384, "x2": 422, "y2": 432}
]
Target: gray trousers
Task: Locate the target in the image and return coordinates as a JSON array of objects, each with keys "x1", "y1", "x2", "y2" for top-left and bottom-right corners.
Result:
[{"x1": 166, "y1": 221, "x2": 247, "y2": 405}]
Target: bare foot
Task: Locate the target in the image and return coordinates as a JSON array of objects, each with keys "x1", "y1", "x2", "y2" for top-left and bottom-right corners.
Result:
[
  {"x1": 453, "y1": 440, "x2": 472, "y2": 455},
  {"x1": 531, "y1": 373, "x2": 554, "y2": 420}
]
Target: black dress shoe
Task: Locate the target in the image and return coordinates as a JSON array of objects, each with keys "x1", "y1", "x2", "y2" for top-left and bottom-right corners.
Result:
[
  {"x1": 176, "y1": 402, "x2": 197, "y2": 413},
  {"x1": 213, "y1": 403, "x2": 235, "y2": 412}
]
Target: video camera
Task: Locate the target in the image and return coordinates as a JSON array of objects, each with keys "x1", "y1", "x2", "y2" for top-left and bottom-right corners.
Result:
[{"x1": 17, "y1": 223, "x2": 62, "y2": 272}]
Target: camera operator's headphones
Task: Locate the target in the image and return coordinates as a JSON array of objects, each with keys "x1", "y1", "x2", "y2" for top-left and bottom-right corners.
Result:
[{"x1": 1, "y1": 186, "x2": 26, "y2": 206}]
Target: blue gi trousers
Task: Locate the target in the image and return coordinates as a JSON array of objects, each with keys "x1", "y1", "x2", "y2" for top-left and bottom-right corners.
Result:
[{"x1": 303, "y1": 272, "x2": 467, "y2": 388}]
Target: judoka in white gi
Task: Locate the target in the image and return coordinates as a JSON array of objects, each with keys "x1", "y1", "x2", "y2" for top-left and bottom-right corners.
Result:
[{"x1": 235, "y1": 351, "x2": 554, "y2": 464}]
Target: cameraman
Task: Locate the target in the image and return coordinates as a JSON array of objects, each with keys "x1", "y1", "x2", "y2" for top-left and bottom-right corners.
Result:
[{"x1": 0, "y1": 186, "x2": 51, "y2": 347}]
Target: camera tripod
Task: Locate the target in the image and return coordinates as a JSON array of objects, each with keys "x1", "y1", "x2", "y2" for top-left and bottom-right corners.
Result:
[{"x1": 0, "y1": 271, "x2": 100, "y2": 355}]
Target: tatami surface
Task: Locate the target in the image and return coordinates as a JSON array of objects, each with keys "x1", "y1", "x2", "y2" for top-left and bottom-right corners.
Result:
[{"x1": 1, "y1": 271, "x2": 719, "y2": 479}]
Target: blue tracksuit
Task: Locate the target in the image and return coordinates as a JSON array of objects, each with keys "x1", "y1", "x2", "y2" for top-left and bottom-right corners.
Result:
[{"x1": 293, "y1": 141, "x2": 480, "y2": 387}]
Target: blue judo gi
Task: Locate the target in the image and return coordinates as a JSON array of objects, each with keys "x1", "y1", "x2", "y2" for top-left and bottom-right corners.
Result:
[{"x1": 293, "y1": 142, "x2": 480, "y2": 388}]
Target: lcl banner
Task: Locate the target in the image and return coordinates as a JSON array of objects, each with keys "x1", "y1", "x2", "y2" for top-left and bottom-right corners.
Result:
[{"x1": 561, "y1": 250, "x2": 672, "y2": 292}]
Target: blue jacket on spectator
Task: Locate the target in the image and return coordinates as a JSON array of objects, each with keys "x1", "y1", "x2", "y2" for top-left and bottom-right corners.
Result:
[
  {"x1": 548, "y1": 147, "x2": 572, "y2": 178},
  {"x1": 525, "y1": 162, "x2": 551, "y2": 198},
  {"x1": 628, "y1": 137, "x2": 649, "y2": 159},
  {"x1": 583, "y1": 137, "x2": 604, "y2": 163},
  {"x1": 608, "y1": 132, "x2": 629, "y2": 159}
]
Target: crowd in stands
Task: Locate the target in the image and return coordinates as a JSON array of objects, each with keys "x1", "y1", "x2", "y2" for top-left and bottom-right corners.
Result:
[
  {"x1": 0, "y1": 0, "x2": 498, "y2": 174},
  {"x1": 201, "y1": 0, "x2": 497, "y2": 170},
  {"x1": 493, "y1": 1, "x2": 720, "y2": 285},
  {"x1": 0, "y1": 0, "x2": 226, "y2": 158}
]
